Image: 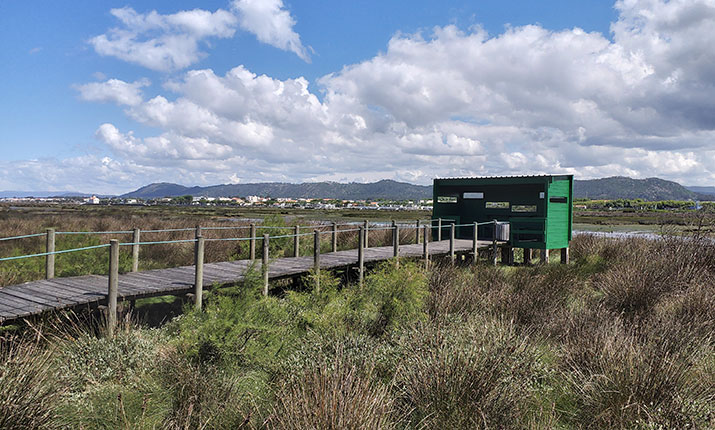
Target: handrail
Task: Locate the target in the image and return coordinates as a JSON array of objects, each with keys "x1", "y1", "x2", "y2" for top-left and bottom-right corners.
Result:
[
  {"x1": 0, "y1": 232, "x2": 47, "y2": 241},
  {"x1": 0, "y1": 243, "x2": 111, "y2": 262},
  {"x1": 56, "y1": 230, "x2": 133, "y2": 235},
  {"x1": 2, "y1": 222, "x2": 496, "y2": 262}
]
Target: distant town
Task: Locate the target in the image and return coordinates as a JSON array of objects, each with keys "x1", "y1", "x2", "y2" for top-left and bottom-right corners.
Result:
[{"x1": 0, "y1": 194, "x2": 434, "y2": 211}]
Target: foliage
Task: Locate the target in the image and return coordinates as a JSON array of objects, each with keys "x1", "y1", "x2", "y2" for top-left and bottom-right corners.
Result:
[{"x1": 1, "y1": 224, "x2": 713, "y2": 429}]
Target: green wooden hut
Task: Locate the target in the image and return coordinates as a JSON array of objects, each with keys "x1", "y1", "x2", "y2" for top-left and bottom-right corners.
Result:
[{"x1": 432, "y1": 175, "x2": 573, "y2": 261}]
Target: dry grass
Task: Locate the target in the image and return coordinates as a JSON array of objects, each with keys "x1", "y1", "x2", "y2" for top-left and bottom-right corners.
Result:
[
  {"x1": 0, "y1": 335, "x2": 64, "y2": 429},
  {"x1": 268, "y1": 345, "x2": 396, "y2": 430}
]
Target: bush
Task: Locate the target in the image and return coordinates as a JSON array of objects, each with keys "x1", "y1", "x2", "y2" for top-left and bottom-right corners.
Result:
[
  {"x1": 561, "y1": 317, "x2": 713, "y2": 429},
  {"x1": 0, "y1": 338, "x2": 63, "y2": 429},
  {"x1": 268, "y1": 344, "x2": 396, "y2": 430},
  {"x1": 346, "y1": 260, "x2": 428, "y2": 337},
  {"x1": 158, "y1": 346, "x2": 261, "y2": 430},
  {"x1": 393, "y1": 316, "x2": 549, "y2": 429}
]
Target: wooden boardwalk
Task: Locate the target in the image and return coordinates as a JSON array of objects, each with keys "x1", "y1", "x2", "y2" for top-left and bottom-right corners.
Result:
[{"x1": 0, "y1": 239, "x2": 493, "y2": 324}]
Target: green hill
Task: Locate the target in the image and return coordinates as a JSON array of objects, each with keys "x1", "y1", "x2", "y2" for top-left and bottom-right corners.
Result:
[
  {"x1": 121, "y1": 179, "x2": 433, "y2": 200},
  {"x1": 120, "y1": 176, "x2": 713, "y2": 202},
  {"x1": 573, "y1": 177, "x2": 710, "y2": 201}
]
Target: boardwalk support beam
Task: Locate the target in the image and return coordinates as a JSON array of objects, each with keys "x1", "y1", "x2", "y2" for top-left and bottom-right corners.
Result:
[
  {"x1": 416, "y1": 220, "x2": 420, "y2": 244},
  {"x1": 194, "y1": 235, "x2": 204, "y2": 310},
  {"x1": 358, "y1": 227, "x2": 364, "y2": 288},
  {"x1": 423, "y1": 224, "x2": 429, "y2": 268},
  {"x1": 437, "y1": 218, "x2": 442, "y2": 241},
  {"x1": 45, "y1": 228, "x2": 55, "y2": 280},
  {"x1": 250, "y1": 224, "x2": 256, "y2": 260},
  {"x1": 472, "y1": 222, "x2": 479, "y2": 265},
  {"x1": 332, "y1": 222, "x2": 337, "y2": 252},
  {"x1": 492, "y1": 220, "x2": 498, "y2": 266},
  {"x1": 262, "y1": 234, "x2": 269, "y2": 296},
  {"x1": 107, "y1": 239, "x2": 119, "y2": 335},
  {"x1": 314, "y1": 230, "x2": 320, "y2": 292},
  {"x1": 392, "y1": 221, "x2": 399, "y2": 264},
  {"x1": 363, "y1": 220, "x2": 369, "y2": 248},
  {"x1": 293, "y1": 225, "x2": 300, "y2": 257},
  {"x1": 541, "y1": 249, "x2": 550, "y2": 264},
  {"x1": 450, "y1": 223, "x2": 455, "y2": 264},
  {"x1": 561, "y1": 247, "x2": 569, "y2": 264},
  {"x1": 132, "y1": 228, "x2": 140, "y2": 272}
]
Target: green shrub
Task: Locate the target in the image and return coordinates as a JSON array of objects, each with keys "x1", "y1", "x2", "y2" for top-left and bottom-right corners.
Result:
[
  {"x1": 393, "y1": 316, "x2": 549, "y2": 429},
  {"x1": 344, "y1": 260, "x2": 428, "y2": 337},
  {"x1": 55, "y1": 328, "x2": 159, "y2": 389}
]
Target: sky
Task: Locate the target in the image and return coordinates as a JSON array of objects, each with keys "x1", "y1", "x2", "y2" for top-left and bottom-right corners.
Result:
[{"x1": 1, "y1": 0, "x2": 714, "y2": 194}]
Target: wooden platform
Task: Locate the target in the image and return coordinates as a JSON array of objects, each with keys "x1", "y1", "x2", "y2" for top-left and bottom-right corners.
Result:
[{"x1": 0, "y1": 239, "x2": 493, "y2": 324}]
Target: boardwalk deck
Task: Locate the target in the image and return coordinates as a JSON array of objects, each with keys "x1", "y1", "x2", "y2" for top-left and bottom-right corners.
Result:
[{"x1": 0, "y1": 239, "x2": 493, "y2": 324}]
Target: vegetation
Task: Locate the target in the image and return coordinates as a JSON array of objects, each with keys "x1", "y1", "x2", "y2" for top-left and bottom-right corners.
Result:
[
  {"x1": 0, "y1": 207, "x2": 415, "y2": 288},
  {"x1": 1, "y1": 226, "x2": 713, "y2": 428}
]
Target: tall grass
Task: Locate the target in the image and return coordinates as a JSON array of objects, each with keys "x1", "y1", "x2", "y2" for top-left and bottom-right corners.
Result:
[{"x1": 0, "y1": 223, "x2": 713, "y2": 428}]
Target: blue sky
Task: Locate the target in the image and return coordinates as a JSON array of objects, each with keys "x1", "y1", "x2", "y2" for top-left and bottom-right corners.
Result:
[{"x1": 1, "y1": 0, "x2": 713, "y2": 193}]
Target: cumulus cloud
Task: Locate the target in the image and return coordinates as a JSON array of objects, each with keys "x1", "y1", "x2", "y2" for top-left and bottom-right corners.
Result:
[
  {"x1": 231, "y1": 0, "x2": 311, "y2": 62},
  {"x1": 89, "y1": 1, "x2": 310, "y2": 71},
  {"x1": 89, "y1": 6, "x2": 237, "y2": 71},
  {"x1": 75, "y1": 78, "x2": 150, "y2": 106},
  {"x1": 10, "y1": 0, "x2": 715, "y2": 193}
]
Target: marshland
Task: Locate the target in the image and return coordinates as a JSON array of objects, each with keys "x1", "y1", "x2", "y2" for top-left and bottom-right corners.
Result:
[{"x1": 0, "y1": 205, "x2": 713, "y2": 429}]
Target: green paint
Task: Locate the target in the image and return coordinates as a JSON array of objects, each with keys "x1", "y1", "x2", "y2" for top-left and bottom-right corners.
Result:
[{"x1": 432, "y1": 175, "x2": 573, "y2": 250}]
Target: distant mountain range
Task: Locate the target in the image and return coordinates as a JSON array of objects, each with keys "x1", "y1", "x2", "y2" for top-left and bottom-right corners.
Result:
[
  {"x1": 686, "y1": 185, "x2": 715, "y2": 196},
  {"x1": 119, "y1": 176, "x2": 714, "y2": 202},
  {"x1": 3, "y1": 176, "x2": 713, "y2": 202},
  {"x1": 0, "y1": 191, "x2": 100, "y2": 198},
  {"x1": 120, "y1": 180, "x2": 432, "y2": 200},
  {"x1": 575, "y1": 177, "x2": 711, "y2": 201}
]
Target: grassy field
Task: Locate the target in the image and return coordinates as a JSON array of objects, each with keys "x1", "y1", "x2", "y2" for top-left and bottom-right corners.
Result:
[
  {"x1": 0, "y1": 204, "x2": 421, "y2": 288},
  {"x1": 1, "y1": 203, "x2": 712, "y2": 287},
  {"x1": 1, "y1": 207, "x2": 713, "y2": 428}
]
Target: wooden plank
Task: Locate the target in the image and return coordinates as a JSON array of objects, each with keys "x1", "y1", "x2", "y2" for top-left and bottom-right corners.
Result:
[
  {"x1": 12, "y1": 283, "x2": 90, "y2": 306},
  {"x1": 0, "y1": 288, "x2": 59, "y2": 310},
  {"x1": 0, "y1": 291, "x2": 43, "y2": 310},
  {"x1": 28, "y1": 279, "x2": 104, "y2": 299}
]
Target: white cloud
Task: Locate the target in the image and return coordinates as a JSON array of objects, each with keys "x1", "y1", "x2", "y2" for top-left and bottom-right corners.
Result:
[
  {"x1": 9, "y1": 0, "x2": 715, "y2": 193},
  {"x1": 89, "y1": 6, "x2": 237, "y2": 71},
  {"x1": 231, "y1": 0, "x2": 311, "y2": 62},
  {"x1": 75, "y1": 78, "x2": 150, "y2": 106},
  {"x1": 89, "y1": 1, "x2": 310, "y2": 71}
]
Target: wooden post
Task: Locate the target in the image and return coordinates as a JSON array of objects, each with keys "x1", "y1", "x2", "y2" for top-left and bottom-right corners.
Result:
[
  {"x1": 492, "y1": 219, "x2": 498, "y2": 266},
  {"x1": 293, "y1": 225, "x2": 300, "y2": 257},
  {"x1": 423, "y1": 224, "x2": 429, "y2": 268},
  {"x1": 358, "y1": 226, "x2": 364, "y2": 288},
  {"x1": 501, "y1": 247, "x2": 513, "y2": 266},
  {"x1": 561, "y1": 247, "x2": 569, "y2": 264},
  {"x1": 194, "y1": 235, "x2": 204, "y2": 310},
  {"x1": 332, "y1": 222, "x2": 337, "y2": 252},
  {"x1": 523, "y1": 248, "x2": 532, "y2": 265},
  {"x1": 262, "y1": 234, "x2": 269, "y2": 296},
  {"x1": 45, "y1": 228, "x2": 55, "y2": 280},
  {"x1": 472, "y1": 222, "x2": 479, "y2": 265},
  {"x1": 313, "y1": 230, "x2": 320, "y2": 292},
  {"x1": 449, "y1": 223, "x2": 455, "y2": 264},
  {"x1": 392, "y1": 221, "x2": 399, "y2": 258},
  {"x1": 131, "y1": 228, "x2": 140, "y2": 272},
  {"x1": 107, "y1": 239, "x2": 119, "y2": 335},
  {"x1": 437, "y1": 218, "x2": 442, "y2": 241},
  {"x1": 363, "y1": 219, "x2": 369, "y2": 248},
  {"x1": 250, "y1": 223, "x2": 256, "y2": 260},
  {"x1": 415, "y1": 220, "x2": 420, "y2": 244},
  {"x1": 541, "y1": 248, "x2": 550, "y2": 264}
]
